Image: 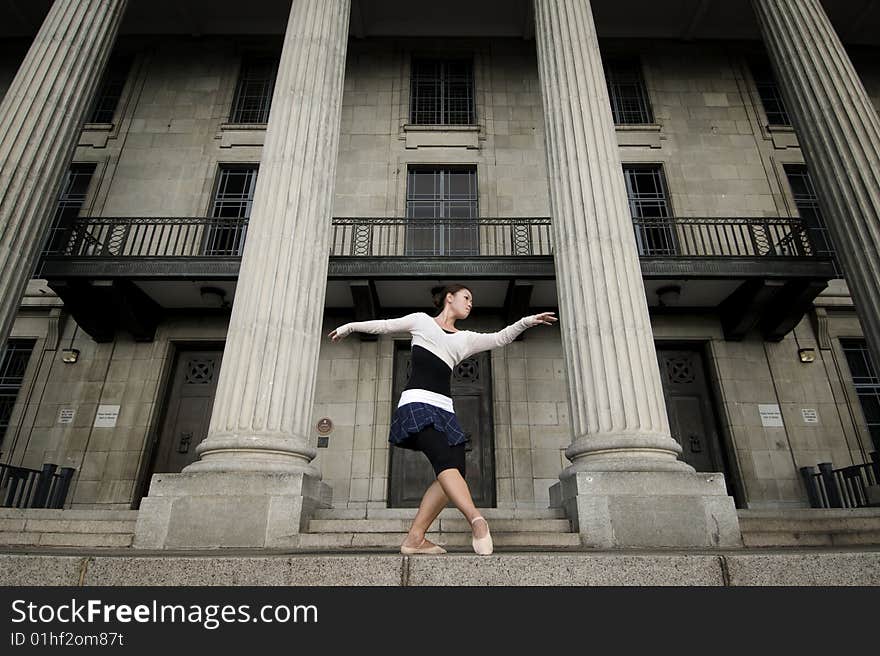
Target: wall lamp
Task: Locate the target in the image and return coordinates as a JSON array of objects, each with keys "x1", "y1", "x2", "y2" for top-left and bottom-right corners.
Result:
[
  {"x1": 61, "y1": 349, "x2": 80, "y2": 364},
  {"x1": 656, "y1": 285, "x2": 682, "y2": 307},
  {"x1": 798, "y1": 348, "x2": 816, "y2": 363}
]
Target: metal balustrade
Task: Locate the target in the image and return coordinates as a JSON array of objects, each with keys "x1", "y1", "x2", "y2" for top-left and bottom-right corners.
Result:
[
  {"x1": 800, "y1": 452, "x2": 880, "y2": 508},
  {"x1": 0, "y1": 462, "x2": 75, "y2": 509},
  {"x1": 37, "y1": 215, "x2": 824, "y2": 263}
]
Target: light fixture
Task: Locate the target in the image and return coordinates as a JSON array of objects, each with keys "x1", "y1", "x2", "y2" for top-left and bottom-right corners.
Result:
[
  {"x1": 200, "y1": 286, "x2": 229, "y2": 309},
  {"x1": 656, "y1": 285, "x2": 682, "y2": 307},
  {"x1": 61, "y1": 349, "x2": 80, "y2": 364},
  {"x1": 798, "y1": 348, "x2": 816, "y2": 363}
]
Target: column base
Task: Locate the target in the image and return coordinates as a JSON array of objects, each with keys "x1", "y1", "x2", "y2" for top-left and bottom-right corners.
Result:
[
  {"x1": 549, "y1": 471, "x2": 743, "y2": 549},
  {"x1": 132, "y1": 471, "x2": 332, "y2": 550}
]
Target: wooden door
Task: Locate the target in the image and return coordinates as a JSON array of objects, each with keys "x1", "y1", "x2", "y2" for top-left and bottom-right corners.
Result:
[
  {"x1": 657, "y1": 347, "x2": 729, "y2": 476},
  {"x1": 150, "y1": 348, "x2": 224, "y2": 474}
]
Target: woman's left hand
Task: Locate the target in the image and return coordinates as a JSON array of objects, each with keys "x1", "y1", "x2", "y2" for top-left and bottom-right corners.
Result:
[{"x1": 531, "y1": 311, "x2": 558, "y2": 326}]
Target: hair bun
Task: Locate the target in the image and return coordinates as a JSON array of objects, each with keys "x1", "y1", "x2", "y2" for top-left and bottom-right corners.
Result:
[{"x1": 429, "y1": 283, "x2": 472, "y2": 310}]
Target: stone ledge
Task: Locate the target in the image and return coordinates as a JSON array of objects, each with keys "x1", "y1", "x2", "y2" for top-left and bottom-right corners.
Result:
[{"x1": 0, "y1": 550, "x2": 876, "y2": 586}]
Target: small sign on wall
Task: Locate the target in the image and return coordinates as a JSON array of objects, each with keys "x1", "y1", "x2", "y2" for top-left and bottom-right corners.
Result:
[
  {"x1": 801, "y1": 408, "x2": 819, "y2": 424},
  {"x1": 758, "y1": 404, "x2": 784, "y2": 427},
  {"x1": 94, "y1": 405, "x2": 120, "y2": 428},
  {"x1": 57, "y1": 408, "x2": 75, "y2": 424}
]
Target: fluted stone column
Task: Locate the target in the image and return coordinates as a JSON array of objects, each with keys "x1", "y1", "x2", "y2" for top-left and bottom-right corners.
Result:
[
  {"x1": 134, "y1": 0, "x2": 350, "y2": 549},
  {"x1": 0, "y1": 0, "x2": 128, "y2": 349},
  {"x1": 753, "y1": 0, "x2": 880, "y2": 374},
  {"x1": 534, "y1": 0, "x2": 740, "y2": 548}
]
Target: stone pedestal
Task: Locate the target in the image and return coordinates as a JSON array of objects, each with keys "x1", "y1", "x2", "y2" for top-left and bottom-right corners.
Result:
[
  {"x1": 133, "y1": 472, "x2": 332, "y2": 549},
  {"x1": 533, "y1": 0, "x2": 740, "y2": 547},
  {"x1": 550, "y1": 472, "x2": 741, "y2": 548}
]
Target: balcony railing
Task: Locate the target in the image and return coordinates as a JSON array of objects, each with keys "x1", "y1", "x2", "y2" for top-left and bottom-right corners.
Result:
[
  {"x1": 38, "y1": 215, "x2": 823, "y2": 263},
  {"x1": 632, "y1": 216, "x2": 816, "y2": 258},
  {"x1": 331, "y1": 217, "x2": 553, "y2": 257},
  {"x1": 41, "y1": 217, "x2": 249, "y2": 260}
]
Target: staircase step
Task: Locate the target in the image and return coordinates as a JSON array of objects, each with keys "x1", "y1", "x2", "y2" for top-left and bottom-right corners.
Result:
[
  {"x1": 312, "y1": 507, "x2": 568, "y2": 520},
  {"x1": 0, "y1": 531, "x2": 133, "y2": 548},
  {"x1": 738, "y1": 509, "x2": 880, "y2": 547},
  {"x1": 0, "y1": 509, "x2": 138, "y2": 521},
  {"x1": 295, "y1": 531, "x2": 583, "y2": 550},
  {"x1": 37, "y1": 532, "x2": 134, "y2": 548},
  {"x1": 307, "y1": 518, "x2": 571, "y2": 533}
]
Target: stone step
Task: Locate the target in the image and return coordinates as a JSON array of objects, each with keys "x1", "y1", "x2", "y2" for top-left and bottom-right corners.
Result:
[
  {"x1": 312, "y1": 507, "x2": 568, "y2": 520},
  {"x1": 742, "y1": 531, "x2": 880, "y2": 548},
  {"x1": 0, "y1": 518, "x2": 136, "y2": 534},
  {"x1": 738, "y1": 509, "x2": 880, "y2": 547},
  {"x1": 307, "y1": 518, "x2": 572, "y2": 533},
  {"x1": 0, "y1": 508, "x2": 138, "y2": 521},
  {"x1": 295, "y1": 531, "x2": 584, "y2": 550},
  {"x1": 0, "y1": 531, "x2": 133, "y2": 548}
]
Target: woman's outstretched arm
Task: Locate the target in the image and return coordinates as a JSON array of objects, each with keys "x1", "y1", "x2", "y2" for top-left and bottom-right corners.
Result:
[
  {"x1": 462, "y1": 311, "x2": 557, "y2": 356},
  {"x1": 328, "y1": 312, "x2": 423, "y2": 342}
]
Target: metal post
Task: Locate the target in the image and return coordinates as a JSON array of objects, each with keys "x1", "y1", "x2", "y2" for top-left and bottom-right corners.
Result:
[
  {"x1": 818, "y1": 462, "x2": 843, "y2": 508},
  {"x1": 32, "y1": 463, "x2": 57, "y2": 508},
  {"x1": 800, "y1": 466, "x2": 821, "y2": 508}
]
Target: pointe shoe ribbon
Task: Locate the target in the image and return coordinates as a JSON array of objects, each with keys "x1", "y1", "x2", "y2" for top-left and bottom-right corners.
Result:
[
  {"x1": 400, "y1": 537, "x2": 447, "y2": 555},
  {"x1": 471, "y1": 516, "x2": 493, "y2": 556}
]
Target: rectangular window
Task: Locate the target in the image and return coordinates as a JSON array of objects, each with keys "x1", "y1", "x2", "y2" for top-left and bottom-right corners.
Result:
[
  {"x1": 841, "y1": 339, "x2": 880, "y2": 452},
  {"x1": 623, "y1": 164, "x2": 677, "y2": 255},
  {"x1": 405, "y1": 167, "x2": 478, "y2": 256},
  {"x1": 0, "y1": 339, "x2": 35, "y2": 447},
  {"x1": 409, "y1": 59, "x2": 475, "y2": 126},
  {"x1": 750, "y1": 59, "x2": 791, "y2": 127},
  {"x1": 784, "y1": 164, "x2": 841, "y2": 275},
  {"x1": 42, "y1": 163, "x2": 97, "y2": 257},
  {"x1": 230, "y1": 55, "x2": 280, "y2": 124},
  {"x1": 605, "y1": 58, "x2": 653, "y2": 125},
  {"x1": 87, "y1": 55, "x2": 133, "y2": 124},
  {"x1": 205, "y1": 165, "x2": 258, "y2": 255}
]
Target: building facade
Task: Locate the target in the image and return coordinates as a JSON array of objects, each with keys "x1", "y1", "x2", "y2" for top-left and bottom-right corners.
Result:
[{"x1": 1, "y1": 0, "x2": 879, "y2": 548}]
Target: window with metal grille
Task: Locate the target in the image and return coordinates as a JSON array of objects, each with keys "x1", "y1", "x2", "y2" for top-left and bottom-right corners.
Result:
[
  {"x1": 841, "y1": 339, "x2": 880, "y2": 452},
  {"x1": 409, "y1": 59, "x2": 476, "y2": 125},
  {"x1": 623, "y1": 164, "x2": 677, "y2": 256},
  {"x1": 87, "y1": 55, "x2": 133, "y2": 124},
  {"x1": 41, "y1": 163, "x2": 97, "y2": 259},
  {"x1": 405, "y1": 167, "x2": 479, "y2": 256},
  {"x1": 0, "y1": 339, "x2": 35, "y2": 447},
  {"x1": 605, "y1": 58, "x2": 653, "y2": 125},
  {"x1": 750, "y1": 59, "x2": 791, "y2": 127},
  {"x1": 784, "y1": 164, "x2": 841, "y2": 276},
  {"x1": 205, "y1": 165, "x2": 258, "y2": 255},
  {"x1": 230, "y1": 55, "x2": 279, "y2": 124}
]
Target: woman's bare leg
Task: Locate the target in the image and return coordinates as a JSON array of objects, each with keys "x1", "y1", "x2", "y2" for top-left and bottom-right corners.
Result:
[
  {"x1": 436, "y1": 469, "x2": 488, "y2": 539},
  {"x1": 401, "y1": 480, "x2": 451, "y2": 548}
]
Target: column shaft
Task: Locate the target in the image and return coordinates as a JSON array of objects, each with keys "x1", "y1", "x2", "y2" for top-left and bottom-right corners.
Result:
[
  {"x1": 753, "y1": 0, "x2": 880, "y2": 373},
  {"x1": 0, "y1": 0, "x2": 128, "y2": 348},
  {"x1": 188, "y1": 0, "x2": 351, "y2": 474},
  {"x1": 533, "y1": 0, "x2": 688, "y2": 474}
]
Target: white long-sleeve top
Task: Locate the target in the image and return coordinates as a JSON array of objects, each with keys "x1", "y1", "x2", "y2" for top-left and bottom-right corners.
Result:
[{"x1": 333, "y1": 312, "x2": 541, "y2": 412}]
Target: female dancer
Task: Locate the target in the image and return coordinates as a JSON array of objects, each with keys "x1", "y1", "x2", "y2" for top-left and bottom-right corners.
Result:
[{"x1": 328, "y1": 284, "x2": 557, "y2": 555}]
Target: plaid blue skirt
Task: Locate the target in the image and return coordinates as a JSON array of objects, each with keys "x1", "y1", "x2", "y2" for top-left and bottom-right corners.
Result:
[{"x1": 389, "y1": 402, "x2": 468, "y2": 450}]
